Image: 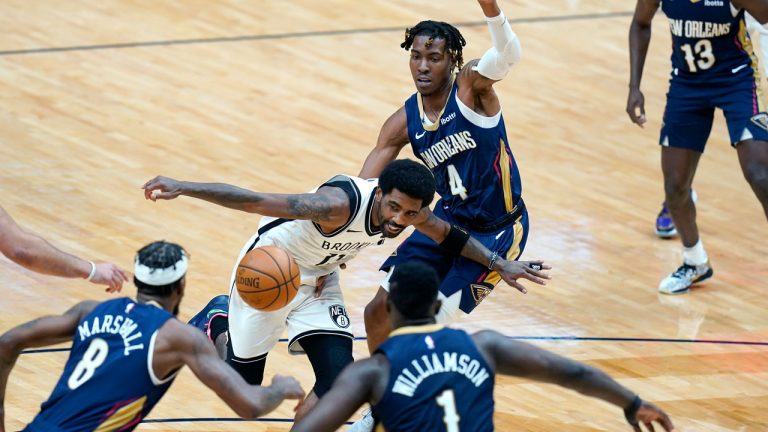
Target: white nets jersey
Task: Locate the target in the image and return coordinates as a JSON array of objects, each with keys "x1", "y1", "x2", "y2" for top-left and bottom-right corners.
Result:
[{"x1": 238, "y1": 175, "x2": 387, "y2": 281}]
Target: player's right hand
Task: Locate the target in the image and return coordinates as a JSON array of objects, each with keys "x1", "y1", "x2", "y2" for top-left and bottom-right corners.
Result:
[
  {"x1": 90, "y1": 262, "x2": 129, "y2": 293},
  {"x1": 495, "y1": 260, "x2": 551, "y2": 294},
  {"x1": 271, "y1": 374, "x2": 306, "y2": 400},
  {"x1": 141, "y1": 176, "x2": 183, "y2": 201},
  {"x1": 626, "y1": 88, "x2": 647, "y2": 127},
  {"x1": 630, "y1": 401, "x2": 675, "y2": 431}
]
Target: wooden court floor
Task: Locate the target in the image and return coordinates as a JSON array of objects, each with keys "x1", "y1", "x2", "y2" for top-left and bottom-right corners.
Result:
[{"x1": 0, "y1": 1, "x2": 766, "y2": 430}]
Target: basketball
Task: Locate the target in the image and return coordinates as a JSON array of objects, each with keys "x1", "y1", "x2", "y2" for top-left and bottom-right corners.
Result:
[{"x1": 235, "y1": 246, "x2": 300, "y2": 311}]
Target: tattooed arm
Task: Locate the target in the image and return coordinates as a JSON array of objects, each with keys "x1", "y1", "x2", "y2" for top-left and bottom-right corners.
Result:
[
  {"x1": 141, "y1": 176, "x2": 351, "y2": 230},
  {"x1": 156, "y1": 320, "x2": 304, "y2": 419},
  {"x1": 0, "y1": 301, "x2": 98, "y2": 430}
]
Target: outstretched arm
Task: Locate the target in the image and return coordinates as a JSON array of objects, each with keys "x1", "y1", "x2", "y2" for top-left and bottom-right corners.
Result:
[
  {"x1": 164, "y1": 322, "x2": 305, "y2": 419},
  {"x1": 359, "y1": 107, "x2": 410, "y2": 179},
  {"x1": 290, "y1": 358, "x2": 382, "y2": 432},
  {"x1": 0, "y1": 207, "x2": 128, "y2": 292},
  {"x1": 141, "y1": 177, "x2": 351, "y2": 228},
  {"x1": 456, "y1": 0, "x2": 522, "y2": 115},
  {"x1": 413, "y1": 211, "x2": 551, "y2": 293},
  {"x1": 627, "y1": 0, "x2": 660, "y2": 127},
  {"x1": 474, "y1": 330, "x2": 675, "y2": 431},
  {"x1": 0, "y1": 301, "x2": 98, "y2": 430}
]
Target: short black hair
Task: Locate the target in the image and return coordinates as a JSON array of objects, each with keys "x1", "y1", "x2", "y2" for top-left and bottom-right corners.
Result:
[
  {"x1": 401, "y1": 20, "x2": 467, "y2": 70},
  {"x1": 133, "y1": 240, "x2": 187, "y2": 296},
  {"x1": 379, "y1": 159, "x2": 435, "y2": 208},
  {"x1": 389, "y1": 262, "x2": 440, "y2": 320}
]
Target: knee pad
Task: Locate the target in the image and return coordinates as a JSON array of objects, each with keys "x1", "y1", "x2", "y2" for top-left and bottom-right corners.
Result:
[
  {"x1": 300, "y1": 334, "x2": 353, "y2": 397},
  {"x1": 226, "y1": 338, "x2": 267, "y2": 385}
]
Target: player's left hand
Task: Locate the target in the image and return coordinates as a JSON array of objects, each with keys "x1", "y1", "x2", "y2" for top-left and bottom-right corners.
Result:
[
  {"x1": 494, "y1": 260, "x2": 551, "y2": 294},
  {"x1": 90, "y1": 262, "x2": 130, "y2": 293},
  {"x1": 629, "y1": 400, "x2": 675, "y2": 431}
]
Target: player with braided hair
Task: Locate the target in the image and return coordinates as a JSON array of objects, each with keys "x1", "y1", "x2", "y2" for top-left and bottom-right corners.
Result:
[
  {"x1": 0, "y1": 240, "x2": 304, "y2": 431},
  {"x1": 400, "y1": 20, "x2": 466, "y2": 70},
  {"x1": 359, "y1": 0, "x2": 534, "y2": 358}
]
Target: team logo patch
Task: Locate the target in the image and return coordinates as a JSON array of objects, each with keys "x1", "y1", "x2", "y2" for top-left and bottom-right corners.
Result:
[
  {"x1": 329, "y1": 304, "x2": 350, "y2": 329},
  {"x1": 750, "y1": 113, "x2": 768, "y2": 132},
  {"x1": 470, "y1": 284, "x2": 493, "y2": 306}
]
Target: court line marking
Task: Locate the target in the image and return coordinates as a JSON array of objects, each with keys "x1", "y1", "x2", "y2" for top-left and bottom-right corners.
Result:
[
  {"x1": 21, "y1": 334, "x2": 768, "y2": 354},
  {"x1": 0, "y1": 11, "x2": 632, "y2": 57}
]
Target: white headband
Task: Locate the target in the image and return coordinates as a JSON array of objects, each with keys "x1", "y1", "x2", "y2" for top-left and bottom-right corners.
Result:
[{"x1": 134, "y1": 253, "x2": 188, "y2": 286}]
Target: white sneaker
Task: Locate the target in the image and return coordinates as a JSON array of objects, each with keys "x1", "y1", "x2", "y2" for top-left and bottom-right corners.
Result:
[
  {"x1": 658, "y1": 261, "x2": 713, "y2": 295},
  {"x1": 347, "y1": 408, "x2": 374, "y2": 432}
]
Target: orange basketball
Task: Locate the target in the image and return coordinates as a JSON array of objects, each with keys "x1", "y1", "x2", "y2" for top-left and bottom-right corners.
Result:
[{"x1": 235, "y1": 246, "x2": 300, "y2": 311}]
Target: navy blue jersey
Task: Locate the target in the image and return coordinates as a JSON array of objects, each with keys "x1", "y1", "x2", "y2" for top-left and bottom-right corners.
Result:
[
  {"x1": 25, "y1": 298, "x2": 177, "y2": 432},
  {"x1": 373, "y1": 325, "x2": 495, "y2": 432},
  {"x1": 662, "y1": 1, "x2": 758, "y2": 80},
  {"x1": 404, "y1": 78, "x2": 522, "y2": 228}
]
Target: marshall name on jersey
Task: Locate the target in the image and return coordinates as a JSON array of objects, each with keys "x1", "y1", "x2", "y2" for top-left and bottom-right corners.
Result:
[{"x1": 76, "y1": 311, "x2": 145, "y2": 356}]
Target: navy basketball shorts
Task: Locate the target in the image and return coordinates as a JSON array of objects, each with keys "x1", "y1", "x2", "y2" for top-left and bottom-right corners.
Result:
[
  {"x1": 379, "y1": 204, "x2": 529, "y2": 319},
  {"x1": 659, "y1": 74, "x2": 768, "y2": 152}
]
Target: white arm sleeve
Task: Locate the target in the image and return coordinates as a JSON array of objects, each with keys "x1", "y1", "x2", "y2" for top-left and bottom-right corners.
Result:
[{"x1": 472, "y1": 11, "x2": 522, "y2": 81}]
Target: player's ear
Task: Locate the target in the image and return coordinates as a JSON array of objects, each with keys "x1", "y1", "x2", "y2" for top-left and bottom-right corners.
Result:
[
  {"x1": 433, "y1": 299, "x2": 442, "y2": 316},
  {"x1": 375, "y1": 187, "x2": 382, "y2": 202}
]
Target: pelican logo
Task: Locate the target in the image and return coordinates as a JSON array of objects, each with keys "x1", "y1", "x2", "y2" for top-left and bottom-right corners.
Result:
[
  {"x1": 470, "y1": 284, "x2": 493, "y2": 305},
  {"x1": 329, "y1": 304, "x2": 350, "y2": 328},
  {"x1": 751, "y1": 113, "x2": 768, "y2": 132}
]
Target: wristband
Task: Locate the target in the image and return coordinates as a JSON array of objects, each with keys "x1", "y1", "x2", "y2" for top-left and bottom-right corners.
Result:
[
  {"x1": 623, "y1": 395, "x2": 642, "y2": 425},
  {"x1": 487, "y1": 251, "x2": 499, "y2": 270},
  {"x1": 86, "y1": 261, "x2": 97, "y2": 281},
  {"x1": 439, "y1": 225, "x2": 470, "y2": 256}
]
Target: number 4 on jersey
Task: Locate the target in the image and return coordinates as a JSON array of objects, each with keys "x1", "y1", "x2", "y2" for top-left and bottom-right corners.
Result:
[{"x1": 447, "y1": 164, "x2": 468, "y2": 200}]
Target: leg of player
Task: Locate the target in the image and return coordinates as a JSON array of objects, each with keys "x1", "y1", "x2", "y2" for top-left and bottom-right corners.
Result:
[
  {"x1": 736, "y1": 139, "x2": 768, "y2": 219},
  {"x1": 658, "y1": 146, "x2": 713, "y2": 294},
  {"x1": 363, "y1": 287, "x2": 393, "y2": 353},
  {"x1": 294, "y1": 334, "x2": 353, "y2": 420}
]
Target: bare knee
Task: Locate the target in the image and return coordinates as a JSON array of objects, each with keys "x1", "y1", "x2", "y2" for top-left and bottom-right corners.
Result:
[
  {"x1": 743, "y1": 163, "x2": 768, "y2": 192},
  {"x1": 663, "y1": 180, "x2": 692, "y2": 207}
]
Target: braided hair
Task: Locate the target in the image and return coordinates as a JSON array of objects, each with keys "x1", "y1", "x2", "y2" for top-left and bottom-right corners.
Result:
[
  {"x1": 134, "y1": 240, "x2": 188, "y2": 296},
  {"x1": 401, "y1": 20, "x2": 466, "y2": 70}
]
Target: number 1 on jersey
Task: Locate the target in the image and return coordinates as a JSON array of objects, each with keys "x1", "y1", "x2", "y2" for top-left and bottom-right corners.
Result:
[
  {"x1": 447, "y1": 164, "x2": 468, "y2": 200},
  {"x1": 436, "y1": 389, "x2": 460, "y2": 431}
]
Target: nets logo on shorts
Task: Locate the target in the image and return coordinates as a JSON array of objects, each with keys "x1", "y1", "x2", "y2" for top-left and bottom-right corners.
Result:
[{"x1": 329, "y1": 304, "x2": 350, "y2": 328}]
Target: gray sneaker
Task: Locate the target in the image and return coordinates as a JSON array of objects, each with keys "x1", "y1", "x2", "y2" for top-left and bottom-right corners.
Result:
[
  {"x1": 658, "y1": 262, "x2": 713, "y2": 295},
  {"x1": 347, "y1": 408, "x2": 374, "y2": 432}
]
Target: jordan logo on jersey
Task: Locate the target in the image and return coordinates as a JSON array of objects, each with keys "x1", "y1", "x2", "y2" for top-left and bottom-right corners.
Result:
[{"x1": 470, "y1": 284, "x2": 492, "y2": 306}]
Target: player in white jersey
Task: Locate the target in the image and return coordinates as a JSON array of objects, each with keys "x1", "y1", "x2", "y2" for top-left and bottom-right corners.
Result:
[{"x1": 142, "y1": 160, "x2": 550, "y2": 419}]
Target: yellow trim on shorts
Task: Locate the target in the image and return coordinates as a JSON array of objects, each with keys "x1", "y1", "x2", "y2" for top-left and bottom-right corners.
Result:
[
  {"x1": 498, "y1": 139, "x2": 514, "y2": 212},
  {"x1": 94, "y1": 396, "x2": 147, "y2": 432},
  {"x1": 482, "y1": 216, "x2": 525, "y2": 287},
  {"x1": 738, "y1": 18, "x2": 765, "y2": 112}
]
